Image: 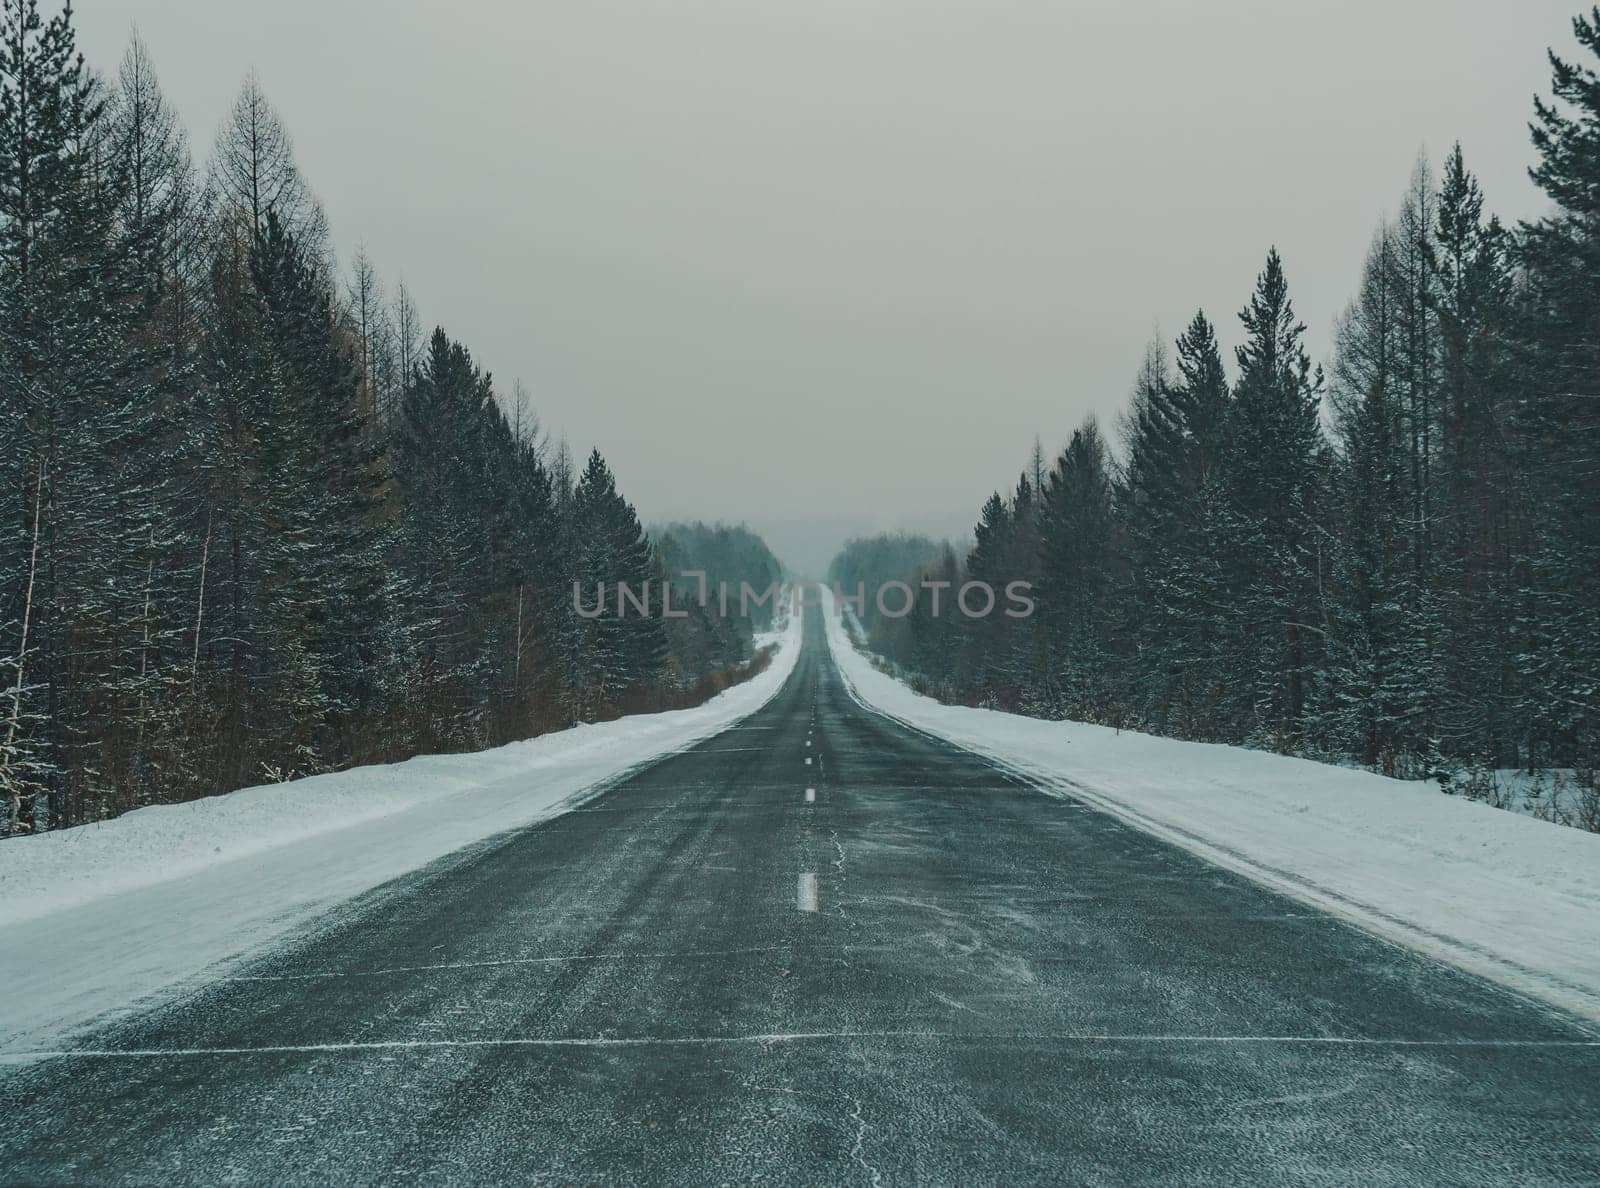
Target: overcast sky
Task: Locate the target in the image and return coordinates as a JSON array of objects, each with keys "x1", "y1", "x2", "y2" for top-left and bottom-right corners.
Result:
[{"x1": 79, "y1": 1, "x2": 1577, "y2": 574}]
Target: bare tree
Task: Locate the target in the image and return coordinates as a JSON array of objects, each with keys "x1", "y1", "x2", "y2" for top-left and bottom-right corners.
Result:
[
  {"x1": 209, "y1": 71, "x2": 326, "y2": 250},
  {"x1": 392, "y1": 278, "x2": 421, "y2": 390},
  {"x1": 3, "y1": 459, "x2": 44, "y2": 834},
  {"x1": 110, "y1": 30, "x2": 213, "y2": 355},
  {"x1": 347, "y1": 244, "x2": 385, "y2": 421}
]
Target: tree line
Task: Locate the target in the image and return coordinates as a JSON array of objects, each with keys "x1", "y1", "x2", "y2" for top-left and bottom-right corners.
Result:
[
  {"x1": 838, "y1": 10, "x2": 1600, "y2": 825},
  {"x1": 0, "y1": 3, "x2": 779, "y2": 834}
]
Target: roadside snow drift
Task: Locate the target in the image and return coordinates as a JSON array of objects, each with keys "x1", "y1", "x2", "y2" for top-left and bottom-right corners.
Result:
[
  {"x1": 823, "y1": 595, "x2": 1600, "y2": 1025},
  {"x1": 0, "y1": 614, "x2": 801, "y2": 1054}
]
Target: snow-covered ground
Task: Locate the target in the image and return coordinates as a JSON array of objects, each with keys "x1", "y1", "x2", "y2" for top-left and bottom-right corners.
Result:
[
  {"x1": 823, "y1": 594, "x2": 1600, "y2": 1025},
  {"x1": 0, "y1": 612, "x2": 801, "y2": 1055},
  {"x1": 1467, "y1": 767, "x2": 1598, "y2": 832}
]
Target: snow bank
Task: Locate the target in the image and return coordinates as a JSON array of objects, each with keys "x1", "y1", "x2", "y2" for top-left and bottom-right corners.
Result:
[
  {"x1": 0, "y1": 612, "x2": 801, "y2": 1053},
  {"x1": 823, "y1": 595, "x2": 1600, "y2": 1025}
]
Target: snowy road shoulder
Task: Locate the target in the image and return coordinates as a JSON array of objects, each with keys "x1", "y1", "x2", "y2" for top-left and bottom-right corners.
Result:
[
  {"x1": 0, "y1": 612, "x2": 802, "y2": 1054},
  {"x1": 821, "y1": 593, "x2": 1600, "y2": 1026}
]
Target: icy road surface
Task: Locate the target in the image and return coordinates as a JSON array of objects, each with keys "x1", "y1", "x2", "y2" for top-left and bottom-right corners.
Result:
[{"x1": 2, "y1": 607, "x2": 1597, "y2": 1184}]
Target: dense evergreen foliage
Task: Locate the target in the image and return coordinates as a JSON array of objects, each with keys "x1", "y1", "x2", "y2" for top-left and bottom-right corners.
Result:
[
  {"x1": 841, "y1": 12, "x2": 1600, "y2": 827},
  {"x1": 828, "y1": 534, "x2": 950, "y2": 628},
  {"x1": 652, "y1": 520, "x2": 784, "y2": 677},
  {"x1": 0, "y1": 5, "x2": 773, "y2": 832}
]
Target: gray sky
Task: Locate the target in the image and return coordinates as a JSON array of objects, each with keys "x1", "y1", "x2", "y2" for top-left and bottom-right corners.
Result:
[{"x1": 81, "y1": 1, "x2": 1575, "y2": 575}]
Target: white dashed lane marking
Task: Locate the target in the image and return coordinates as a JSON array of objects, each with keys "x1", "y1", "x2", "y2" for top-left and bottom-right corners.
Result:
[{"x1": 797, "y1": 873, "x2": 819, "y2": 912}]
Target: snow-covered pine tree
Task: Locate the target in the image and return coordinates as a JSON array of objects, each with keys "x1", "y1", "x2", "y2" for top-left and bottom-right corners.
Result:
[
  {"x1": 906, "y1": 543, "x2": 963, "y2": 693},
  {"x1": 0, "y1": 0, "x2": 75, "y2": 829},
  {"x1": 1213, "y1": 248, "x2": 1327, "y2": 747},
  {"x1": 392, "y1": 328, "x2": 498, "y2": 740},
  {"x1": 961, "y1": 491, "x2": 1014, "y2": 703},
  {"x1": 250, "y1": 210, "x2": 390, "y2": 763},
  {"x1": 1323, "y1": 225, "x2": 1429, "y2": 772},
  {"x1": 1116, "y1": 317, "x2": 1232, "y2": 734},
  {"x1": 498, "y1": 401, "x2": 562, "y2": 736},
  {"x1": 1000, "y1": 469, "x2": 1043, "y2": 701},
  {"x1": 1, "y1": 0, "x2": 169, "y2": 825},
  {"x1": 1160, "y1": 313, "x2": 1234, "y2": 735},
  {"x1": 571, "y1": 449, "x2": 665, "y2": 711},
  {"x1": 103, "y1": 32, "x2": 214, "y2": 807},
  {"x1": 1513, "y1": 9, "x2": 1600, "y2": 771},
  {"x1": 1432, "y1": 144, "x2": 1520, "y2": 766},
  {"x1": 1037, "y1": 417, "x2": 1116, "y2": 722},
  {"x1": 1115, "y1": 337, "x2": 1184, "y2": 723}
]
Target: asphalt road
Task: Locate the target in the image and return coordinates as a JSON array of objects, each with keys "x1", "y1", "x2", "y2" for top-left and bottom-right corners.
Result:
[{"x1": 3, "y1": 607, "x2": 1597, "y2": 1185}]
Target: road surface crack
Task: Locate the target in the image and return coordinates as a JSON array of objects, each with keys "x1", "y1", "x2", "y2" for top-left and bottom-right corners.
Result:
[
  {"x1": 846, "y1": 1092, "x2": 883, "y2": 1187},
  {"x1": 830, "y1": 828, "x2": 851, "y2": 925}
]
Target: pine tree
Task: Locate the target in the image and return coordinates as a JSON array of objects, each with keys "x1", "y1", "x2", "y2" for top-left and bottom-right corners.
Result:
[
  {"x1": 393, "y1": 329, "x2": 497, "y2": 737},
  {"x1": 962, "y1": 491, "x2": 1014, "y2": 704},
  {"x1": 1214, "y1": 248, "x2": 1327, "y2": 745},
  {"x1": 250, "y1": 210, "x2": 389, "y2": 755},
  {"x1": 1001, "y1": 469, "x2": 1043, "y2": 698},
  {"x1": 102, "y1": 32, "x2": 213, "y2": 806},
  {"x1": 571, "y1": 449, "x2": 664, "y2": 711},
  {"x1": 2, "y1": 0, "x2": 166, "y2": 824},
  {"x1": 1038, "y1": 418, "x2": 1116, "y2": 721},
  {"x1": 499, "y1": 405, "x2": 560, "y2": 734},
  {"x1": 1514, "y1": 8, "x2": 1600, "y2": 768},
  {"x1": 907, "y1": 544, "x2": 962, "y2": 691},
  {"x1": 1394, "y1": 158, "x2": 1442, "y2": 582},
  {"x1": 1432, "y1": 143, "x2": 1520, "y2": 764},
  {"x1": 1322, "y1": 226, "x2": 1432, "y2": 771},
  {"x1": 1117, "y1": 317, "x2": 1232, "y2": 731},
  {"x1": 1116, "y1": 338, "x2": 1179, "y2": 720}
]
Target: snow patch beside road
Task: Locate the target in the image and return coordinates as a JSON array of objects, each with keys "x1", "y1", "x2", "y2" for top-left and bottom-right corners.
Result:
[
  {"x1": 822, "y1": 594, "x2": 1600, "y2": 1025},
  {"x1": 0, "y1": 613, "x2": 801, "y2": 1053}
]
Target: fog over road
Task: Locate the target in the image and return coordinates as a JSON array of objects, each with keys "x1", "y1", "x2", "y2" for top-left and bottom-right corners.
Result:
[{"x1": 2, "y1": 609, "x2": 1597, "y2": 1184}]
